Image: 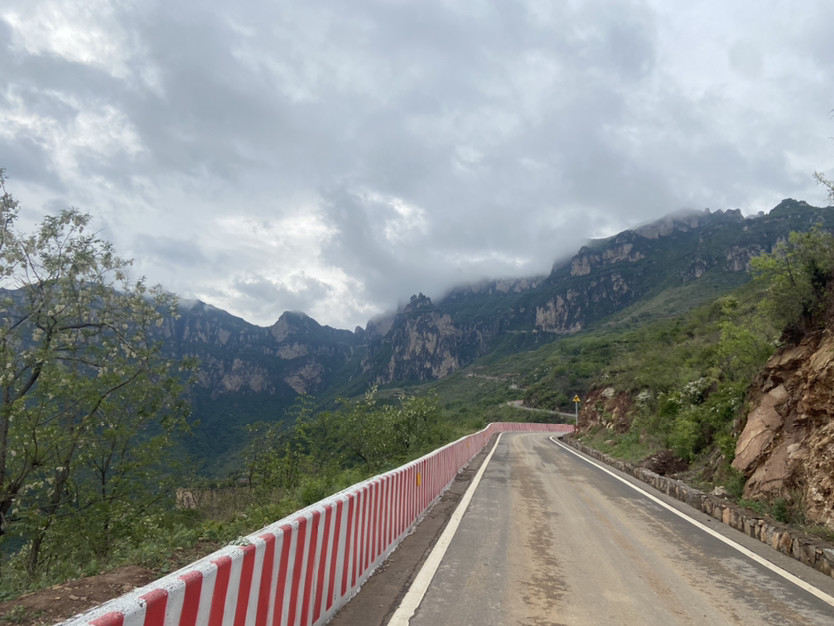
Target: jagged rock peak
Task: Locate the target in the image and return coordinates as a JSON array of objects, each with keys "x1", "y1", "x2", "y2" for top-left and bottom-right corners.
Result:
[
  {"x1": 634, "y1": 208, "x2": 713, "y2": 239},
  {"x1": 404, "y1": 293, "x2": 434, "y2": 313},
  {"x1": 365, "y1": 312, "x2": 396, "y2": 339},
  {"x1": 270, "y1": 310, "x2": 320, "y2": 342},
  {"x1": 770, "y1": 198, "x2": 816, "y2": 215},
  {"x1": 362, "y1": 296, "x2": 434, "y2": 341},
  {"x1": 633, "y1": 207, "x2": 747, "y2": 239},
  {"x1": 363, "y1": 292, "x2": 462, "y2": 384},
  {"x1": 568, "y1": 230, "x2": 645, "y2": 277},
  {"x1": 179, "y1": 299, "x2": 222, "y2": 315}
]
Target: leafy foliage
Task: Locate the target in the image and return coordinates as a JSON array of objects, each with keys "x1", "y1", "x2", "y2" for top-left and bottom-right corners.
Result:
[
  {"x1": 751, "y1": 226, "x2": 834, "y2": 339},
  {"x1": 243, "y1": 389, "x2": 444, "y2": 497},
  {"x1": 814, "y1": 170, "x2": 834, "y2": 204},
  {"x1": 0, "y1": 171, "x2": 195, "y2": 582}
]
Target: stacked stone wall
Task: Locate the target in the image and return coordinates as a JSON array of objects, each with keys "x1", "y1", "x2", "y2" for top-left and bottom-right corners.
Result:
[{"x1": 564, "y1": 437, "x2": 834, "y2": 578}]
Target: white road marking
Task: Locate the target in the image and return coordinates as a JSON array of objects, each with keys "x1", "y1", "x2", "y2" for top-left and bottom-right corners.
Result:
[
  {"x1": 550, "y1": 436, "x2": 834, "y2": 609},
  {"x1": 387, "y1": 434, "x2": 504, "y2": 625}
]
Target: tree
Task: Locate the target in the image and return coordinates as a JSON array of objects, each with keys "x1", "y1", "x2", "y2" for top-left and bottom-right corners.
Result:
[
  {"x1": 0, "y1": 170, "x2": 193, "y2": 579},
  {"x1": 243, "y1": 389, "x2": 442, "y2": 500},
  {"x1": 712, "y1": 297, "x2": 775, "y2": 384},
  {"x1": 814, "y1": 170, "x2": 834, "y2": 204},
  {"x1": 336, "y1": 388, "x2": 439, "y2": 473},
  {"x1": 750, "y1": 226, "x2": 834, "y2": 340}
]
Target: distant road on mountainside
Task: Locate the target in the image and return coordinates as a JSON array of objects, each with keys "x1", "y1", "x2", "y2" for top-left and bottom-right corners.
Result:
[{"x1": 505, "y1": 399, "x2": 576, "y2": 420}]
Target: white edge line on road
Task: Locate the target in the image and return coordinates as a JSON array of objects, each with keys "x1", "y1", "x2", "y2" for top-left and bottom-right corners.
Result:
[
  {"x1": 387, "y1": 433, "x2": 504, "y2": 626},
  {"x1": 549, "y1": 436, "x2": 834, "y2": 608}
]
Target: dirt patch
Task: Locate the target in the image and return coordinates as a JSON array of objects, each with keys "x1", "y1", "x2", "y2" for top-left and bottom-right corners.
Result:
[
  {"x1": 0, "y1": 566, "x2": 157, "y2": 625},
  {"x1": 579, "y1": 388, "x2": 633, "y2": 434},
  {"x1": 0, "y1": 538, "x2": 225, "y2": 625},
  {"x1": 639, "y1": 449, "x2": 689, "y2": 476}
]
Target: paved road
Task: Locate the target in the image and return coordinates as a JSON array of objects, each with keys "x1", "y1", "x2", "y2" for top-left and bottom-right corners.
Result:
[{"x1": 399, "y1": 432, "x2": 834, "y2": 625}]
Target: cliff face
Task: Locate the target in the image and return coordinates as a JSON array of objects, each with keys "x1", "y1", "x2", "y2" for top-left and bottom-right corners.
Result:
[
  {"x1": 170, "y1": 200, "x2": 834, "y2": 401},
  {"x1": 733, "y1": 331, "x2": 834, "y2": 530},
  {"x1": 169, "y1": 304, "x2": 358, "y2": 398},
  {"x1": 569, "y1": 232, "x2": 646, "y2": 277},
  {"x1": 362, "y1": 294, "x2": 464, "y2": 384},
  {"x1": 533, "y1": 272, "x2": 633, "y2": 334},
  {"x1": 530, "y1": 208, "x2": 758, "y2": 334}
]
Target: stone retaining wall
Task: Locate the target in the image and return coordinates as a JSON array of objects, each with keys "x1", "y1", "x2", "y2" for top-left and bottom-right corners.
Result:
[{"x1": 564, "y1": 437, "x2": 834, "y2": 579}]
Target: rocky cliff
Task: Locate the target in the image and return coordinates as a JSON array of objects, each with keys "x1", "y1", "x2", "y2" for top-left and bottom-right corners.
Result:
[
  {"x1": 169, "y1": 303, "x2": 358, "y2": 398},
  {"x1": 733, "y1": 330, "x2": 834, "y2": 530},
  {"x1": 171, "y1": 200, "x2": 834, "y2": 400},
  {"x1": 362, "y1": 294, "x2": 464, "y2": 384},
  {"x1": 529, "y1": 208, "x2": 763, "y2": 333}
]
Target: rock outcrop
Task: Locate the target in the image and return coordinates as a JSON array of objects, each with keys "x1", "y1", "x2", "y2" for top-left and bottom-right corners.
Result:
[
  {"x1": 170, "y1": 304, "x2": 357, "y2": 398},
  {"x1": 529, "y1": 206, "x2": 773, "y2": 335},
  {"x1": 362, "y1": 294, "x2": 464, "y2": 383},
  {"x1": 733, "y1": 331, "x2": 834, "y2": 530},
  {"x1": 570, "y1": 233, "x2": 646, "y2": 277}
]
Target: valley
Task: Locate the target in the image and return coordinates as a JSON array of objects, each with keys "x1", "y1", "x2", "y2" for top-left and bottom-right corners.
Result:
[{"x1": 5, "y1": 195, "x2": 834, "y2": 617}]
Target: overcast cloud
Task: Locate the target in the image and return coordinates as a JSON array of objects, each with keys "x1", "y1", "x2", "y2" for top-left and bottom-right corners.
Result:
[{"x1": 2, "y1": 0, "x2": 833, "y2": 329}]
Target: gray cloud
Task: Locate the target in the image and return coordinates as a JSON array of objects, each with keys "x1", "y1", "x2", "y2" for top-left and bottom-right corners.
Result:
[{"x1": 2, "y1": 0, "x2": 833, "y2": 329}]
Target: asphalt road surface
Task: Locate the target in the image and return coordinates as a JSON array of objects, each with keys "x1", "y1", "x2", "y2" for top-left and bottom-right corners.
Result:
[{"x1": 391, "y1": 432, "x2": 834, "y2": 625}]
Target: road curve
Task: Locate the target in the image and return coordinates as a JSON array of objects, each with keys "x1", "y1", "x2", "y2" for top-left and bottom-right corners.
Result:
[{"x1": 399, "y1": 432, "x2": 834, "y2": 625}]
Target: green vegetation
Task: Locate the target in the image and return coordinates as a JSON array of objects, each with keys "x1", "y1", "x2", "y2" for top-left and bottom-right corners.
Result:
[
  {"x1": 3, "y1": 165, "x2": 834, "y2": 603},
  {"x1": 0, "y1": 173, "x2": 195, "y2": 594},
  {"x1": 751, "y1": 226, "x2": 834, "y2": 339},
  {"x1": 416, "y1": 274, "x2": 782, "y2": 489},
  {"x1": 0, "y1": 381, "x2": 469, "y2": 600},
  {"x1": 242, "y1": 389, "x2": 450, "y2": 497},
  {"x1": 579, "y1": 294, "x2": 770, "y2": 464}
]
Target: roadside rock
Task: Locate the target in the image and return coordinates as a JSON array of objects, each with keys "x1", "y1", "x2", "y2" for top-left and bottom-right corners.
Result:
[
  {"x1": 640, "y1": 449, "x2": 689, "y2": 476},
  {"x1": 733, "y1": 330, "x2": 834, "y2": 530}
]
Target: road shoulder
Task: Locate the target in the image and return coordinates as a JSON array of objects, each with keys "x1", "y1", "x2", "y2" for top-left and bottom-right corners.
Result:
[{"x1": 328, "y1": 435, "x2": 496, "y2": 625}]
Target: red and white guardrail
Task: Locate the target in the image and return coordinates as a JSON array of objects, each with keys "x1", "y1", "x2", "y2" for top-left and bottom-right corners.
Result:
[{"x1": 63, "y1": 422, "x2": 573, "y2": 626}]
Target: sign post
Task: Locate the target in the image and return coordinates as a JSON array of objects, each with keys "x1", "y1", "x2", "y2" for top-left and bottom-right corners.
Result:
[{"x1": 573, "y1": 395, "x2": 581, "y2": 429}]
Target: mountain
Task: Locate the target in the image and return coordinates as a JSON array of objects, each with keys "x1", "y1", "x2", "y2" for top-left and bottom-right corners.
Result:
[
  {"x1": 161, "y1": 303, "x2": 361, "y2": 470},
  {"x1": 169, "y1": 199, "x2": 834, "y2": 473},
  {"x1": 168, "y1": 303, "x2": 358, "y2": 396},
  {"x1": 359, "y1": 200, "x2": 834, "y2": 381}
]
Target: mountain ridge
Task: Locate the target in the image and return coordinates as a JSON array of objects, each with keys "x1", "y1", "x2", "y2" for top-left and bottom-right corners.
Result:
[{"x1": 167, "y1": 199, "x2": 834, "y2": 472}]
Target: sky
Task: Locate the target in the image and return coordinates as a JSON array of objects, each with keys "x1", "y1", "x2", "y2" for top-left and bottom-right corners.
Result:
[{"x1": 2, "y1": 0, "x2": 834, "y2": 331}]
